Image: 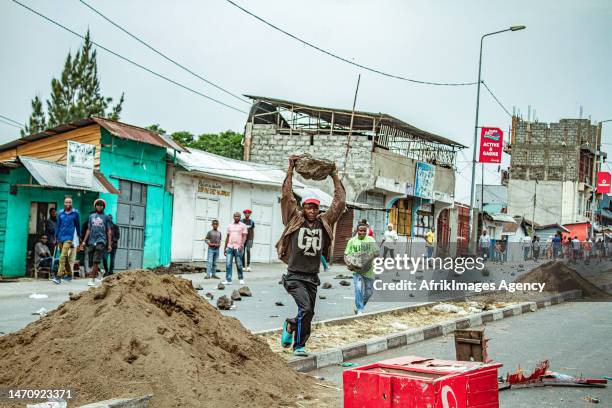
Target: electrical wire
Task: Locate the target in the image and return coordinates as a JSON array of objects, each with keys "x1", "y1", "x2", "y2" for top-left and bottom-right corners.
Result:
[
  {"x1": 10, "y1": 0, "x2": 248, "y2": 115},
  {"x1": 223, "y1": 0, "x2": 478, "y2": 87},
  {"x1": 0, "y1": 114, "x2": 24, "y2": 127},
  {"x1": 481, "y1": 80, "x2": 512, "y2": 117},
  {"x1": 0, "y1": 117, "x2": 24, "y2": 129},
  {"x1": 78, "y1": 0, "x2": 249, "y2": 105}
]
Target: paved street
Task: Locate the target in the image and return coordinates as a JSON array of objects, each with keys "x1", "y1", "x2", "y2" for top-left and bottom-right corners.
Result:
[
  {"x1": 313, "y1": 301, "x2": 612, "y2": 407},
  {"x1": 0, "y1": 262, "x2": 413, "y2": 334}
]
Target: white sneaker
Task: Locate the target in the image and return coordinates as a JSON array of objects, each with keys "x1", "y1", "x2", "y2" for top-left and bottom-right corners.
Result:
[
  {"x1": 239, "y1": 279, "x2": 245, "y2": 285},
  {"x1": 88, "y1": 280, "x2": 95, "y2": 286},
  {"x1": 222, "y1": 280, "x2": 232, "y2": 285}
]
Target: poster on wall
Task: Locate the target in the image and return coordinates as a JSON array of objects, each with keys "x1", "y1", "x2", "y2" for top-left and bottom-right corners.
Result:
[
  {"x1": 415, "y1": 162, "x2": 435, "y2": 199},
  {"x1": 66, "y1": 141, "x2": 95, "y2": 188},
  {"x1": 478, "y1": 127, "x2": 504, "y2": 163}
]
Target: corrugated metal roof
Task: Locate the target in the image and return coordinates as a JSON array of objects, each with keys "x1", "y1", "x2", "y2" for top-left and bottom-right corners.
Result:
[
  {"x1": 92, "y1": 117, "x2": 188, "y2": 152},
  {"x1": 19, "y1": 156, "x2": 119, "y2": 194},
  {"x1": 488, "y1": 213, "x2": 517, "y2": 223},
  {"x1": 173, "y1": 147, "x2": 300, "y2": 187},
  {"x1": 0, "y1": 117, "x2": 187, "y2": 153}
]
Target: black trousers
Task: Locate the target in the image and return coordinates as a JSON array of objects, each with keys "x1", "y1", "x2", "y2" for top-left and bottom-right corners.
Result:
[
  {"x1": 282, "y1": 274, "x2": 317, "y2": 349},
  {"x1": 109, "y1": 247, "x2": 117, "y2": 275}
]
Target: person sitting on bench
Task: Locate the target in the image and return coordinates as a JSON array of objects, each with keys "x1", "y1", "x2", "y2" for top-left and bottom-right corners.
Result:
[{"x1": 35, "y1": 235, "x2": 53, "y2": 269}]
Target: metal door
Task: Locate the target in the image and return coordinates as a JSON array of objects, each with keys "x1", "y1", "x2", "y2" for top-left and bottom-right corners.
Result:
[
  {"x1": 191, "y1": 194, "x2": 220, "y2": 261},
  {"x1": 115, "y1": 180, "x2": 147, "y2": 270},
  {"x1": 250, "y1": 201, "x2": 273, "y2": 262}
]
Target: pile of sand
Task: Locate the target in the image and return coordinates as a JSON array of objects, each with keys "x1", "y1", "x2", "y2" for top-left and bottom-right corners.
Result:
[
  {"x1": 515, "y1": 261, "x2": 612, "y2": 299},
  {"x1": 0, "y1": 271, "x2": 337, "y2": 407}
]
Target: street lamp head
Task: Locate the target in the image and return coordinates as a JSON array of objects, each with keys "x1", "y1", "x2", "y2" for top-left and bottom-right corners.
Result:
[{"x1": 510, "y1": 25, "x2": 526, "y2": 31}]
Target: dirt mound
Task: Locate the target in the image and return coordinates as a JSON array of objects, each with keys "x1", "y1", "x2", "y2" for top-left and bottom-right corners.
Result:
[
  {"x1": 516, "y1": 261, "x2": 612, "y2": 299},
  {"x1": 0, "y1": 271, "x2": 335, "y2": 407}
]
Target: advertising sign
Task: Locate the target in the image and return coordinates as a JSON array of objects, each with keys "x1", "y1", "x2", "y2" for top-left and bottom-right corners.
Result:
[
  {"x1": 66, "y1": 141, "x2": 95, "y2": 188},
  {"x1": 478, "y1": 127, "x2": 504, "y2": 163},
  {"x1": 415, "y1": 162, "x2": 435, "y2": 199},
  {"x1": 597, "y1": 171, "x2": 611, "y2": 194}
]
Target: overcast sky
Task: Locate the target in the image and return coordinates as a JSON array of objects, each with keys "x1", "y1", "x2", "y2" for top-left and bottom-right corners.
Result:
[{"x1": 1, "y1": 0, "x2": 611, "y2": 203}]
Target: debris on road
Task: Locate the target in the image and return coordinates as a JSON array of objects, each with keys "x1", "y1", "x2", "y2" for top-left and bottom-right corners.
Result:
[
  {"x1": 28, "y1": 293, "x2": 48, "y2": 299},
  {"x1": 238, "y1": 286, "x2": 252, "y2": 297},
  {"x1": 0, "y1": 271, "x2": 338, "y2": 407},
  {"x1": 499, "y1": 360, "x2": 608, "y2": 389},
  {"x1": 194, "y1": 284, "x2": 203, "y2": 290},
  {"x1": 334, "y1": 274, "x2": 351, "y2": 279},
  {"x1": 322, "y1": 282, "x2": 332, "y2": 289},
  {"x1": 204, "y1": 292, "x2": 213, "y2": 300},
  {"x1": 319, "y1": 295, "x2": 327, "y2": 300},
  {"x1": 432, "y1": 303, "x2": 462, "y2": 313},
  {"x1": 583, "y1": 396, "x2": 600, "y2": 403},
  {"x1": 230, "y1": 290, "x2": 242, "y2": 301},
  {"x1": 275, "y1": 301, "x2": 284, "y2": 306},
  {"x1": 31, "y1": 307, "x2": 48, "y2": 316},
  {"x1": 217, "y1": 282, "x2": 225, "y2": 290},
  {"x1": 69, "y1": 292, "x2": 81, "y2": 301},
  {"x1": 339, "y1": 280, "x2": 351, "y2": 287},
  {"x1": 217, "y1": 295, "x2": 233, "y2": 310},
  {"x1": 515, "y1": 261, "x2": 612, "y2": 299}
]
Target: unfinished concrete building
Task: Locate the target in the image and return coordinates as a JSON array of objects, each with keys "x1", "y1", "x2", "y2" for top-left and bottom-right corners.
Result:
[
  {"x1": 507, "y1": 117, "x2": 604, "y2": 225},
  {"x1": 242, "y1": 95, "x2": 465, "y2": 247}
]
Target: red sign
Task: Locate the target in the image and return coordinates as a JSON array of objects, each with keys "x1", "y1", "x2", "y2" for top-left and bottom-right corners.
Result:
[
  {"x1": 597, "y1": 171, "x2": 611, "y2": 193},
  {"x1": 478, "y1": 127, "x2": 504, "y2": 163}
]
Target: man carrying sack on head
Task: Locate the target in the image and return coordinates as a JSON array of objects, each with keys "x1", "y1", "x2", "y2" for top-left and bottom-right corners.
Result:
[{"x1": 277, "y1": 155, "x2": 346, "y2": 357}]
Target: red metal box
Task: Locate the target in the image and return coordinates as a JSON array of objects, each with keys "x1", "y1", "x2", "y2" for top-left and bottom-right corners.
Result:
[{"x1": 343, "y1": 355, "x2": 503, "y2": 408}]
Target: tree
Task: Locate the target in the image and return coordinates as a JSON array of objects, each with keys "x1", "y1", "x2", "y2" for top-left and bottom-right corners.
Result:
[
  {"x1": 170, "y1": 131, "x2": 195, "y2": 146},
  {"x1": 21, "y1": 96, "x2": 46, "y2": 136},
  {"x1": 190, "y1": 131, "x2": 243, "y2": 160},
  {"x1": 23, "y1": 30, "x2": 124, "y2": 135},
  {"x1": 146, "y1": 124, "x2": 167, "y2": 135}
]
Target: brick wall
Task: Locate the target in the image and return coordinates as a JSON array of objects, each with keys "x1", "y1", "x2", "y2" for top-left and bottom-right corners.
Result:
[
  {"x1": 248, "y1": 124, "x2": 376, "y2": 200},
  {"x1": 510, "y1": 118, "x2": 598, "y2": 182}
]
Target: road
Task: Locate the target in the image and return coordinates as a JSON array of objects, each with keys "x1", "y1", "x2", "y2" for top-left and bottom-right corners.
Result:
[
  {"x1": 0, "y1": 262, "x2": 413, "y2": 334},
  {"x1": 312, "y1": 301, "x2": 612, "y2": 407}
]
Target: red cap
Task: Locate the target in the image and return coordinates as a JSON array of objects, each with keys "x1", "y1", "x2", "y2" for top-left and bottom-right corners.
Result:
[
  {"x1": 243, "y1": 209, "x2": 252, "y2": 214},
  {"x1": 303, "y1": 198, "x2": 320, "y2": 206}
]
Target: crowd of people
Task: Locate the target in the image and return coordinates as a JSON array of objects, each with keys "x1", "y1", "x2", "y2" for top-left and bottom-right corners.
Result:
[
  {"x1": 35, "y1": 196, "x2": 119, "y2": 286},
  {"x1": 477, "y1": 229, "x2": 611, "y2": 264}
]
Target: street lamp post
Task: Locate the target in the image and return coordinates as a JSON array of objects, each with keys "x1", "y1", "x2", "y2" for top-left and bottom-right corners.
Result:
[{"x1": 468, "y1": 25, "x2": 526, "y2": 251}]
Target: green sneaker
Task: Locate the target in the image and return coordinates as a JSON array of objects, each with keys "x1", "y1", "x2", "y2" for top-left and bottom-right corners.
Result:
[
  {"x1": 293, "y1": 347, "x2": 309, "y2": 357},
  {"x1": 281, "y1": 321, "x2": 293, "y2": 348}
]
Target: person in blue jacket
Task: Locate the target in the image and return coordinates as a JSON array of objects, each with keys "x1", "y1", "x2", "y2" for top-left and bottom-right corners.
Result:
[{"x1": 53, "y1": 196, "x2": 80, "y2": 284}]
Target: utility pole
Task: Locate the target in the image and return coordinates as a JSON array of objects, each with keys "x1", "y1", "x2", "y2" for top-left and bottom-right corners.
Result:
[
  {"x1": 532, "y1": 180, "x2": 538, "y2": 238},
  {"x1": 468, "y1": 26, "x2": 526, "y2": 252}
]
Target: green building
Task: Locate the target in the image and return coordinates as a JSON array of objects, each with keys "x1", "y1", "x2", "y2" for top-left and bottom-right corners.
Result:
[{"x1": 0, "y1": 117, "x2": 185, "y2": 278}]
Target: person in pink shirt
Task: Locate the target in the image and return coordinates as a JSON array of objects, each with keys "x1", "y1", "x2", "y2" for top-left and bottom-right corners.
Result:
[{"x1": 223, "y1": 212, "x2": 248, "y2": 284}]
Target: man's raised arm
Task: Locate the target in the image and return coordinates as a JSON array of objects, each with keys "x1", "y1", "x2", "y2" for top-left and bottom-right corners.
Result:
[
  {"x1": 322, "y1": 170, "x2": 346, "y2": 225},
  {"x1": 280, "y1": 156, "x2": 300, "y2": 225}
]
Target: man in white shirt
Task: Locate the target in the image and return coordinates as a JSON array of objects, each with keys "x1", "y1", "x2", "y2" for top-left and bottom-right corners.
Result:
[
  {"x1": 381, "y1": 224, "x2": 398, "y2": 258},
  {"x1": 478, "y1": 230, "x2": 491, "y2": 260}
]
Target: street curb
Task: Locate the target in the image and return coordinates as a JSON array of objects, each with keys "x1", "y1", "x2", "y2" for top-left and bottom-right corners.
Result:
[
  {"x1": 287, "y1": 289, "x2": 582, "y2": 372},
  {"x1": 78, "y1": 395, "x2": 152, "y2": 408}
]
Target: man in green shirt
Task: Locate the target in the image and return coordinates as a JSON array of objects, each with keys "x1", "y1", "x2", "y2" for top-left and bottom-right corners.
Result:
[{"x1": 345, "y1": 224, "x2": 379, "y2": 314}]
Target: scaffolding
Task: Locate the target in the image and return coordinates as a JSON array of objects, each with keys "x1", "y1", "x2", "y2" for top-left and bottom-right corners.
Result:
[{"x1": 246, "y1": 95, "x2": 464, "y2": 168}]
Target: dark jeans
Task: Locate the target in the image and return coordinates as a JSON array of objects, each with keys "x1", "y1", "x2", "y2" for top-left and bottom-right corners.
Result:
[
  {"x1": 108, "y1": 246, "x2": 117, "y2": 275},
  {"x1": 225, "y1": 247, "x2": 243, "y2": 282},
  {"x1": 242, "y1": 240, "x2": 253, "y2": 267},
  {"x1": 38, "y1": 257, "x2": 52, "y2": 269},
  {"x1": 383, "y1": 246, "x2": 395, "y2": 259},
  {"x1": 282, "y1": 274, "x2": 317, "y2": 349}
]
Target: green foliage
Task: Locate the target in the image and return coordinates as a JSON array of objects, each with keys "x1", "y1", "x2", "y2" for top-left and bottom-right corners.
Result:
[
  {"x1": 23, "y1": 30, "x2": 124, "y2": 136},
  {"x1": 148, "y1": 125, "x2": 243, "y2": 159},
  {"x1": 189, "y1": 131, "x2": 243, "y2": 160}
]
